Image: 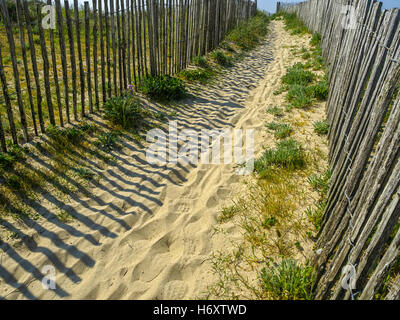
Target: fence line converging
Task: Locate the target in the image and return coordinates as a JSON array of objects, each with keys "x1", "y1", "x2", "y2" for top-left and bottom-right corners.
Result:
[
  {"x1": 278, "y1": 0, "x2": 400, "y2": 300},
  {"x1": 0, "y1": 0, "x2": 258, "y2": 151}
]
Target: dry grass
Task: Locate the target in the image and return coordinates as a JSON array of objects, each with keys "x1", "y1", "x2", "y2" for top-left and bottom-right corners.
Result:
[{"x1": 206, "y1": 17, "x2": 330, "y2": 301}]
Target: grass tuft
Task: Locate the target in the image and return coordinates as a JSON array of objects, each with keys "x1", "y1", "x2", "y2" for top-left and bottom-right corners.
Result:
[
  {"x1": 281, "y1": 63, "x2": 315, "y2": 87},
  {"x1": 193, "y1": 55, "x2": 208, "y2": 68},
  {"x1": 260, "y1": 259, "x2": 315, "y2": 300},
  {"x1": 308, "y1": 170, "x2": 331, "y2": 196},
  {"x1": 313, "y1": 119, "x2": 330, "y2": 135},
  {"x1": 179, "y1": 68, "x2": 213, "y2": 84},
  {"x1": 140, "y1": 75, "x2": 186, "y2": 101},
  {"x1": 266, "y1": 122, "x2": 294, "y2": 139},
  {"x1": 0, "y1": 142, "x2": 26, "y2": 170},
  {"x1": 103, "y1": 94, "x2": 151, "y2": 130},
  {"x1": 286, "y1": 85, "x2": 313, "y2": 109},
  {"x1": 74, "y1": 167, "x2": 95, "y2": 180},
  {"x1": 305, "y1": 201, "x2": 326, "y2": 231},
  {"x1": 212, "y1": 50, "x2": 232, "y2": 67},
  {"x1": 266, "y1": 106, "x2": 284, "y2": 117},
  {"x1": 255, "y1": 139, "x2": 306, "y2": 176},
  {"x1": 307, "y1": 79, "x2": 329, "y2": 101},
  {"x1": 96, "y1": 131, "x2": 121, "y2": 151},
  {"x1": 310, "y1": 33, "x2": 321, "y2": 47},
  {"x1": 218, "y1": 204, "x2": 240, "y2": 223}
]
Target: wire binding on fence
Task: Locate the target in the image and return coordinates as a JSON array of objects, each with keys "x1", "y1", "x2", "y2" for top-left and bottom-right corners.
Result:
[
  {"x1": 342, "y1": 132, "x2": 361, "y2": 301},
  {"x1": 357, "y1": 23, "x2": 399, "y2": 64}
]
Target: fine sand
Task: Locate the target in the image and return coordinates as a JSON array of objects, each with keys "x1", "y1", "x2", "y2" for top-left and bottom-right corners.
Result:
[{"x1": 0, "y1": 21, "x2": 326, "y2": 300}]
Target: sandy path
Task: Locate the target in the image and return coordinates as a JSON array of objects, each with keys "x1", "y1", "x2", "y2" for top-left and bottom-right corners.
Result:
[{"x1": 0, "y1": 21, "x2": 315, "y2": 300}]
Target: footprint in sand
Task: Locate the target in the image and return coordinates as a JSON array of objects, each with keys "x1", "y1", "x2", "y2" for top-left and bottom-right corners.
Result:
[{"x1": 159, "y1": 280, "x2": 188, "y2": 300}]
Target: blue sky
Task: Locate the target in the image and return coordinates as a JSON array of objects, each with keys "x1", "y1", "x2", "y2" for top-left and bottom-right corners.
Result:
[{"x1": 257, "y1": 0, "x2": 399, "y2": 13}]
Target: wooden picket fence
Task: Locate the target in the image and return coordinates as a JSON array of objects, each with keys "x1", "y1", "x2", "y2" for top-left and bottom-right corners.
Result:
[
  {"x1": 278, "y1": 0, "x2": 400, "y2": 300},
  {"x1": 0, "y1": 0, "x2": 257, "y2": 151}
]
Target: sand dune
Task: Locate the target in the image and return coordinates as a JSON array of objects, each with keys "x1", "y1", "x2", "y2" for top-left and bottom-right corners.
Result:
[{"x1": 0, "y1": 21, "x2": 320, "y2": 300}]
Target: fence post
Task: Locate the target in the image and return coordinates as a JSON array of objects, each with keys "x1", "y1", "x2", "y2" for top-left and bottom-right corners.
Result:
[
  {"x1": 16, "y1": 0, "x2": 38, "y2": 136},
  {"x1": 55, "y1": 0, "x2": 70, "y2": 123},
  {"x1": 1, "y1": 0, "x2": 30, "y2": 141},
  {"x1": 74, "y1": 0, "x2": 86, "y2": 118},
  {"x1": 84, "y1": 1, "x2": 93, "y2": 113},
  {"x1": 93, "y1": 0, "x2": 100, "y2": 110},
  {"x1": 48, "y1": 0, "x2": 63, "y2": 127},
  {"x1": 65, "y1": 0, "x2": 78, "y2": 121},
  {"x1": 37, "y1": 3, "x2": 56, "y2": 128},
  {"x1": 23, "y1": 0, "x2": 45, "y2": 133},
  {"x1": 0, "y1": 44, "x2": 17, "y2": 146}
]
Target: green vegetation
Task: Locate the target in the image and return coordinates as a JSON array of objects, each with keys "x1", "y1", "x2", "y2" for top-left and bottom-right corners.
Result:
[
  {"x1": 280, "y1": 62, "x2": 328, "y2": 109},
  {"x1": 376, "y1": 227, "x2": 400, "y2": 299},
  {"x1": 208, "y1": 10, "x2": 330, "y2": 301},
  {"x1": 262, "y1": 215, "x2": 278, "y2": 228},
  {"x1": 281, "y1": 63, "x2": 315, "y2": 87},
  {"x1": 140, "y1": 75, "x2": 186, "y2": 101},
  {"x1": 46, "y1": 124, "x2": 96, "y2": 150},
  {"x1": 272, "y1": 14, "x2": 327, "y2": 110},
  {"x1": 311, "y1": 51, "x2": 325, "y2": 71},
  {"x1": 255, "y1": 139, "x2": 306, "y2": 176},
  {"x1": 193, "y1": 55, "x2": 209, "y2": 68},
  {"x1": 0, "y1": 142, "x2": 27, "y2": 170},
  {"x1": 307, "y1": 79, "x2": 329, "y2": 101},
  {"x1": 220, "y1": 41, "x2": 236, "y2": 53},
  {"x1": 74, "y1": 167, "x2": 95, "y2": 180},
  {"x1": 266, "y1": 106, "x2": 284, "y2": 117},
  {"x1": 260, "y1": 259, "x2": 315, "y2": 300},
  {"x1": 212, "y1": 50, "x2": 232, "y2": 67},
  {"x1": 274, "y1": 12, "x2": 310, "y2": 35},
  {"x1": 209, "y1": 168, "x2": 313, "y2": 299},
  {"x1": 56, "y1": 210, "x2": 75, "y2": 223},
  {"x1": 103, "y1": 94, "x2": 151, "y2": 130},
  {"x1": 313, "y1": 119, "x2": 330, "y2": 135},
  {"x1": 306, "y1": 170, "x2": 331, "y2": 231},
  {"x1": 305, "y1": 201, "x2": 326, "y2": 231},
  {"x1": 266, "y1": 122, "x2": 294, "y2": 139},
  {"x1": 217, "y1": 204, "x2": 240, "y2": 223},
  {"x1": 2, "y1": 0, "x2": 41, "y2": 24},
  {"x1": 227, "y1": 11, "x2": 270, "y2": 50},
  {"x1": 286, "y1": 84, "x2": 313, "y2": 108},
  {"x1": 308, "y1": 170, "x2": 331, "y2": 196},
  {"x1": 96, "y1": 131, "x2": 121, "y2": 151},
  {"x1": 310, "y1": 33, "x2": 322, "y2": 47},
  {"x1": 179, "y1": 68, "x2": 213, "y2": 84}
]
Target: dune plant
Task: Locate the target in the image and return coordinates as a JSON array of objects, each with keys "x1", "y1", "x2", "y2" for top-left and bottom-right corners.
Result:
[
  {"x1": 266, "y1": 122, "x2": 294, "y2": 139},
  {"x1": 260, "y1": 259, "x2": 315, "y2": 300},
  {"x1": 313, "y1": 119, "x2": 330, "y2": 135},
  {"x1": 103, "y1": 93, "x2": 150, "y2": 130},
  {"x1": 282, "y1": 63, "x2": 315, "y2": 87},
  {"x1": 266, "y1": 106, "x2": 284, "y2": 117},
  {"x1": 179, "y1": 68, "x2": 213, "y2": 84},
  {"x1": 212, "y1": 50, "x2": 232, "y2": 67},
  {"x1": 254, "y1": 139, "x2": 306, "y2": 175},
  {"x1": 278, "y1": 12, "x2": 310, "y2": 35},
  {"x1": 286, "y1": 85, "x2": 313, "y2": 108},
  {"x1": 140, "y1": 75, "x2": 186, "y2": 101},
  {"x1": 307, "y1": 79, "x2": 329, "y2": 101},
  {"x1": 227, "y1": 11, "x2": 270, "y2": 50},
  {"x1": 193, "y1": 55, "x2": 209, "y2": 68}
]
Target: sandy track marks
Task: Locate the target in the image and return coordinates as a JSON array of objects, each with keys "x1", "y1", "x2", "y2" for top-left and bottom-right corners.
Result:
[{"x1": 0, "y1": 22, "x2": 279, "y2": 300}]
